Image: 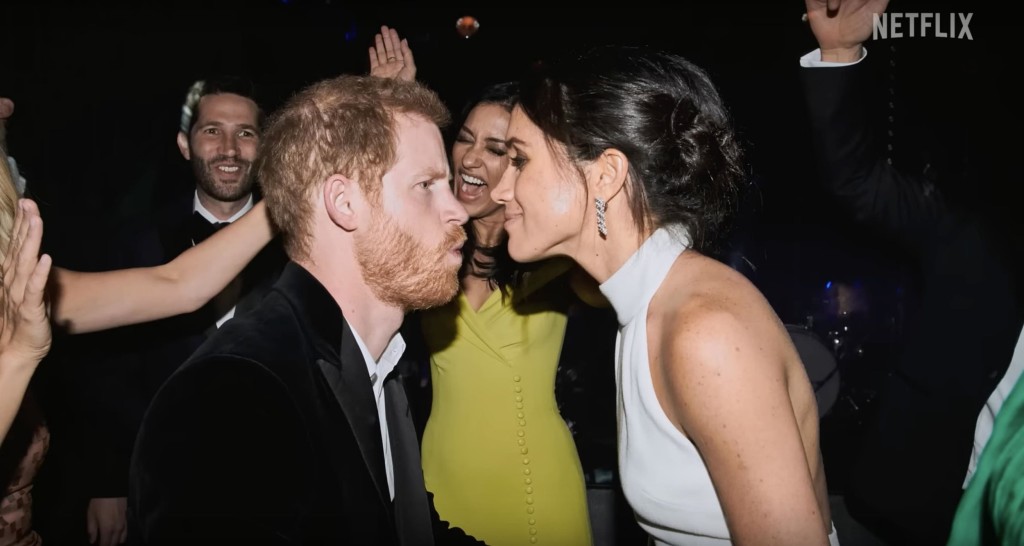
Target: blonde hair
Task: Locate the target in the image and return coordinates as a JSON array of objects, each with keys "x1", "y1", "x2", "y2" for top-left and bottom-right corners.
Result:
[
  {"x1": 0, "y1": 147, "x2": 17, "y2": 264},
  {"x1": 256, "y1": 75, "x2": 449, "y2": 260}
]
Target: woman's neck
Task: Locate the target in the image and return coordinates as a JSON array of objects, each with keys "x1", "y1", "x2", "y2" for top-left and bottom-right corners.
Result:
[
  {"x1": 471, "y1": 210, "x2": 506, "y2": 248},
  {"x1": 571, "y1": 211, "x2": 651, "y2": 285}
]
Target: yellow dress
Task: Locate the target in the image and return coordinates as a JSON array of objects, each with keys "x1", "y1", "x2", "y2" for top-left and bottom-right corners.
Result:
[{"x1": 421, "y1": 260, "x2": 593, "y2": 546}]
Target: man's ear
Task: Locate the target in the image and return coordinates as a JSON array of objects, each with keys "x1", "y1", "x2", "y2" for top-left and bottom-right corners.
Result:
[
  {"x1": 323, "y1": 174, "x2": 363, "y2": 232},
  {"x1": 585, "y1": 148, "x2": 629, "y2": 203},
  {"x1": 176, "y1": 131, "x2": 191, "y2": 161}
]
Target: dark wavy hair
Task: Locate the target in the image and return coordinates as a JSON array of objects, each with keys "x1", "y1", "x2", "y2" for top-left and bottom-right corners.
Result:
[
  {"x1": 517, "y1": 46, "x2": 747, "y2": 252},
  {"x1": 453, "y1": 82, "x2": 534, "y2": 292}
]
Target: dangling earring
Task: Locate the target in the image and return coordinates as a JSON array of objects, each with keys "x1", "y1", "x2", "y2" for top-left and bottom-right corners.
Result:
[{"x1": 595, "y1": 197, "x2": 608, "y2": 237}]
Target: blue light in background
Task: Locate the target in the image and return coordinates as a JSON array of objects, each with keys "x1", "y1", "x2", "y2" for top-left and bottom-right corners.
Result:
[{"x1": 825, "y1": 280, "x2": 832, "y2": 290}]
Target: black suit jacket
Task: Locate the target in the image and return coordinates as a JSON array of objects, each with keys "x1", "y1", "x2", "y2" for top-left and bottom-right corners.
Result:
[
  {"x1": 801, "y1": 55, "x2": 1023, "y2": 543},
  {"x1": 71, "y1": 191, "x2": 285, "y2": 500},
  {"x1": 129, "y1": 262, "x2": 483, "y2": 545}
]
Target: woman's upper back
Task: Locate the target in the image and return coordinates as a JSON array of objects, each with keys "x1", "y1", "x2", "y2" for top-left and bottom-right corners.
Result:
[
  {"x1": 647, "y1": 248, "x2": 830, "y2": 536},
  {"x1": 601, "y1": 226, "x2": 830, "y2": 543},
  {"x1": 648, "y1": 250, "x2": 819, "y2": 439}
]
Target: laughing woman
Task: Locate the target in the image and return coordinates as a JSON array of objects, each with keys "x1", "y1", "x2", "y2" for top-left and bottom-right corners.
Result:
[
  {"x1": 368, "y1": 30, "x2": 600, "y2": 544},
  {"x1": 417, "y1": 83, "x2": 597, "y2": 546}
]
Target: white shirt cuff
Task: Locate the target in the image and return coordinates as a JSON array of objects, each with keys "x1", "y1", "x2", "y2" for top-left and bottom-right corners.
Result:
[{"x1": 800, "y1": 47, "x2": 868, "y2": 68}]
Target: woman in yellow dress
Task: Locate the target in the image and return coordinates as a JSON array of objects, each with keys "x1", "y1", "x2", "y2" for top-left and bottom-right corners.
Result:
[{"x1": 418, "y1": 83, "x2": 600, "y2": 546}]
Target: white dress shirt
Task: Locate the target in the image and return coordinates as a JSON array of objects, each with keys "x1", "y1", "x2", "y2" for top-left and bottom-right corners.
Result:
[
  {"x1": 193, "y1": 191, "x2": 254, "y2": 225},
  {"x1": 349, "y1": 326, "x2": 405, "y2": 500},
  {"x1": 192, "y1": 191, "x2": 254, "y2": 327}
]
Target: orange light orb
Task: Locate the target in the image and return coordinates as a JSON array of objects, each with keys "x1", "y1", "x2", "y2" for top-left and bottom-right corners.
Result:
[{"x1": 456, "y1": 16, "x2": 479, "y2": 38}]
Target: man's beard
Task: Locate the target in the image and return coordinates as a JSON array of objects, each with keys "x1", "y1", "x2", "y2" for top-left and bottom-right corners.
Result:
[
  {"x1": 355, "y1": 209, "x2": 466, "y2": 312},
  {"x1": 192, "y1": 154, "x2": 254, "y2": 202}
]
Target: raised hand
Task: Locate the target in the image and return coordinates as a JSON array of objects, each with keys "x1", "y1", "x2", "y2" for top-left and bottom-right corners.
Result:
[
  {"x1": 369, "y1": 25, "x2": 416, "y2": 82},
  {"x1": 805, "y1": 0, "x2": 890, "y2": 62},
  {"x1": 0, "y1": 199, "x2": 53, "y2": 368}
]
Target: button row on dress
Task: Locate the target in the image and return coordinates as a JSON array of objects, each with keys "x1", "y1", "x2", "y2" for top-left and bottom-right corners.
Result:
[{"x1": 513, "y1": 373, "x2": 537, "y2": 543}]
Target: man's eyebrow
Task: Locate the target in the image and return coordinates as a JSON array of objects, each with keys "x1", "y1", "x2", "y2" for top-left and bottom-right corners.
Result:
[{"x1": 414, "y1": 167, "x2": 450, "y2": 181}]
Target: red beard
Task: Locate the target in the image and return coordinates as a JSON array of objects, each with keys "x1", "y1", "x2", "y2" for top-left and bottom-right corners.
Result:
[{"x1": 355, "y1": 208, "x2": 466, "y2": 311}]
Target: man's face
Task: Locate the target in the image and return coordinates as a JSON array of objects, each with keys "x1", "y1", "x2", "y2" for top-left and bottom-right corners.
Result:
[
  {"x1": 179, "y1": 93, "x2": 260, "y2": 203},
  {"x1": 355, "y1": 113, "x2": 469, "y2": 311}
]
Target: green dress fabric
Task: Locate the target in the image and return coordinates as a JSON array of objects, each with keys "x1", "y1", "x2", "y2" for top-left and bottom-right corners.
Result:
[{"x1": 948, "y1": 331, "x2": 1024, "y2": 545}]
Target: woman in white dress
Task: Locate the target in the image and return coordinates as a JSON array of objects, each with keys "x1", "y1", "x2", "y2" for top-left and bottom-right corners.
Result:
[{"x1": 491, "y1": 46, "x2": 839, "y2": 545}]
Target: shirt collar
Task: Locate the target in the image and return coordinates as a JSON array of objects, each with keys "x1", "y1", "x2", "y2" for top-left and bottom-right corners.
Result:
[
  {"x1": 349, "y1": 326, "x2": 406, "y2": 391},
  {"x1": 193, "y1": 191, "x2": 254, "y2": 224}
]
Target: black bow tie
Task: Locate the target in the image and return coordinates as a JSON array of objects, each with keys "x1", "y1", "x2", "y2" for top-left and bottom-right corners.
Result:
[{"x1": 190, "y1": 211, "x2": 229, "y2": 245}]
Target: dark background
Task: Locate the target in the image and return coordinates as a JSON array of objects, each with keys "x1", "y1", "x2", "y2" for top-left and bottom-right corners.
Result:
[
  {"x1": 2, "y1": 1, "x2": 1016, "y2": 310},
  {"x1": 1, "y1": 0, "x2": 1019, "y2": 527}
]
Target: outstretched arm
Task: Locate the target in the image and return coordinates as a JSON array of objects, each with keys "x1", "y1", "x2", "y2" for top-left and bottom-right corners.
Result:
[{"x1": 40, "y1": 199, "x2": 274, "y2": 334}]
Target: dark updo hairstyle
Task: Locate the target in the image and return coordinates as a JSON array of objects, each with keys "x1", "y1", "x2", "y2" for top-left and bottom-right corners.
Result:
[{"x1": 517, "y1": 45, "x2": 747, "y2": 252}]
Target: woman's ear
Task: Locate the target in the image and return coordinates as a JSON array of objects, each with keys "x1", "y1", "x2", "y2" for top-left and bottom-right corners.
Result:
[{"x1": 586, "y1": 148, "x2": 629, "y2": 202}]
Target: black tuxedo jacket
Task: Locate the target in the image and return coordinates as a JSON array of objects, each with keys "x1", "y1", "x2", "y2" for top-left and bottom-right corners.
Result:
[
  {"x1": 71, "y1": 190, "x2": 285, "y2": 500},
  {"x1": 128, "y1": 262, "x2": 482, "y2": 545},
  {"x1": 801, "y1": 55, "x2": 1023, "y2": 543}
]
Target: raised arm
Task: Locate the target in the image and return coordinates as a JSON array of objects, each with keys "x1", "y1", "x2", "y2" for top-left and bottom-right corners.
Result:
[
  {"x1": 660, "y1": 307, "x2": 829, "y2": 545},
  {"x1": 42, "y1": 199, "x2": 274, "y2": 334},
  {"x1": 801, "y1": 0, "x2": 945, "y2": 245}
]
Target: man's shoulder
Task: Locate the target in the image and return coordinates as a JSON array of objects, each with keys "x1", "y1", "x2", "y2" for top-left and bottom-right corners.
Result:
[
  {"x1": 149, "y1": 294, "x2": 310, "y2": 417},
  {"x1": 168, "y1": 265, "x2": 350, "y2": 394},
  {"x1": 192, "y1": 289, "x2": 305, "y2": 368}
]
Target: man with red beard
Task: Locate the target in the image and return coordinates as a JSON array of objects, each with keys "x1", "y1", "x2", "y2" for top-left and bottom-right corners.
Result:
[{"x1": 128, "y1": 75, "x2": 484, "y2": 546}]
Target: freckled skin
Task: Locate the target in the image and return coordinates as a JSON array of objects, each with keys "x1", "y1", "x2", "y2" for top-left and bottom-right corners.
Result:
[{"x1": 646, "y1": 250, "x2": 832, "y2": 545}]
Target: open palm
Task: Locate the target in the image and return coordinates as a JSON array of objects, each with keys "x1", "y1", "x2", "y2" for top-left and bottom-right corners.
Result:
[
  {"x1": 369, "y1": 26, "x2": 416, "y2": 82},
  {"x1": 1, "y1": 200, "x2": 53, "y2": 367}
]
